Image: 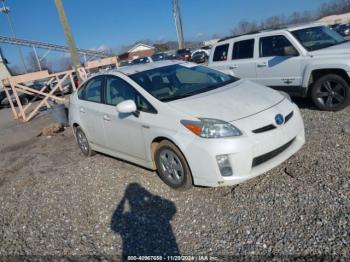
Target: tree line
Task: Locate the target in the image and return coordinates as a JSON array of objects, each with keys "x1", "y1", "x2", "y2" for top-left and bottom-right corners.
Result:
[{"x1": 231, "y1": 0, "x2": 350, "y2": 35}]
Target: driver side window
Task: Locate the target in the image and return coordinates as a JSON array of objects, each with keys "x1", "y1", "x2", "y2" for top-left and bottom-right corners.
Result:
[{"x1": 105, "y1": 76, "x2": 156, "y2": 113}]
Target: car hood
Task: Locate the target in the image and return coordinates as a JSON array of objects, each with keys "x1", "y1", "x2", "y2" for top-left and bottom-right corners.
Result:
[
  {"x1": 309, "y1": 41, "x2": 350, "y2": 56},
  {"x1": 168, "y1": 80, "x2": 284, "y2": 122}
]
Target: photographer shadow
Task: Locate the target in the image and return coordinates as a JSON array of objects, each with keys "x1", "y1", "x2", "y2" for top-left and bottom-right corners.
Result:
[{"x1": 111, "y1": 183, "x2": 180, "y2": 257}]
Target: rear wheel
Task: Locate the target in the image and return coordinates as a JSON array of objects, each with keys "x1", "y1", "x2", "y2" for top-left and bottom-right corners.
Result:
[
  {"x1": 75, "y1": 126, "x2": 95, "y2": 156},
  {"x1": 155, "y1": 140, "x2": 193, "y2": 190},
  {"x1": 311, "y1": 74, "x2": 350, "y2": 111}
]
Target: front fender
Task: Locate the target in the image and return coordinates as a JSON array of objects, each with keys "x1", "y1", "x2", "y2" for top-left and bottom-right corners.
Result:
[{"x1": 302, "y1": 60, "x2": 350, "y2": 87}]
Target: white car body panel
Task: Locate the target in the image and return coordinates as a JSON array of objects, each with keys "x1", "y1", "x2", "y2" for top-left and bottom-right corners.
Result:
[
  {"x1": 208, "y1": 24, "x2": 350, "y2": 97},
  {"x1": 69, "y1": 61, "x2": 305, "y2": 187},
  {"x1": 168, "y1": 80, "x2": 283, "y2": 121}
]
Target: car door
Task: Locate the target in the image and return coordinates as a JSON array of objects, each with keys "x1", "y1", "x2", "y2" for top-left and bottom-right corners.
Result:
[
  {"x1": 77, "y1": 76, "x2": 106, "y2": 146},
  {"x1": 255, "y1": 34, "x2": 303, "y2": 88},
  {"x1": 100, "y1": 75, "x2": 157, "y2": 160},
  {"x1": 229, "y1": 38, "x2": 257, "y2": 79},
  {"x1": 209, "y1": 43, "x2": 232, "y2": 75}
]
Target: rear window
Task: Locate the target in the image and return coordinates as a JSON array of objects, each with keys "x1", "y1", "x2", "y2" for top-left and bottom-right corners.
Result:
[
  {"x1": 213, "y1": 44, "x2": 229, "y2": 62},
  {"x1": 78, "y1": 76, "x2": 104, "y2": 103},
  {"x1": 232, "y1": 39, "x2": 254, "y2": 59}
]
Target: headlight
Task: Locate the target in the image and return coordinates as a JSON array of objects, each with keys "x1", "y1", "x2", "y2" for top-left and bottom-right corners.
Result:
[
  {"x1": 279, "y1": 91, "x2": 292, "y2": 102},
  {"x1": 181, "y1": 118, "x2": 242, "y2": 138}
]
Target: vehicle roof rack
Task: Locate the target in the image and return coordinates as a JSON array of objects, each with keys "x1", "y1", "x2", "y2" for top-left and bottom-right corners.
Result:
[
  {"x1": 218, "y1": 31, "x2": 261, "y2": 42},
  {"x1": 217, "y1": 25, "x2": 294, "y2": 42}
]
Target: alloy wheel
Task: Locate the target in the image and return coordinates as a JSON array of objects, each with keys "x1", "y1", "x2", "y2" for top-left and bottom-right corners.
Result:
[
  {"x1": 77, "y1": 130, "x2": 89, "y2": 154},
  {"x1": 315, "y1": 80, "x2": 346, "y2": 108},
  {"x1": 158, "y1": 149, "x2": 185, "y2": 185}
]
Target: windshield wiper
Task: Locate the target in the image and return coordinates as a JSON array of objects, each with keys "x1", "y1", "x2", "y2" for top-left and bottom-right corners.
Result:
[{"x1": 160, "y1": 93, "x2": 194, "y2": 102}]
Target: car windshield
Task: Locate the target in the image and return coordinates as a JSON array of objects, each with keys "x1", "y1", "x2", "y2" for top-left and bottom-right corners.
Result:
[
  {"x1": 291, "y1": 26, "x2": 347, "y2": 51},
  {"x1": 130, "y1": 64, "x2": 237, "y2": 102}
]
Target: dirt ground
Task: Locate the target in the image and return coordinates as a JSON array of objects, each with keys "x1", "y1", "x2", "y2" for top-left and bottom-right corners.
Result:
[{"x1": 0, "y1": 100, "x2": 349, "y2": 259}]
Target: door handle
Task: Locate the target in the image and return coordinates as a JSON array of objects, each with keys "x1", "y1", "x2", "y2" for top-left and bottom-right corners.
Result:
[
  {"x1": 103, "y1": 115, "x2": 111, "y2": 121},
  {"x1": 257, "y1": 62, "x2": 267, "y2": 68},
  {"x1": 229, "y1": 65, "x2": 238, "y2": 69},
  {"x1": 79, "y1": 108, "x2": 86, "y2": 113}
]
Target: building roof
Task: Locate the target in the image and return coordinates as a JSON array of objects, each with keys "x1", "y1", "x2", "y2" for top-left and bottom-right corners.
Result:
[
  {"x1": 318, "y1": 12, "x2": 350, "y2": 24},
  {"x1": 128, "y1": 43, "x2": 155, "y2": 53}
]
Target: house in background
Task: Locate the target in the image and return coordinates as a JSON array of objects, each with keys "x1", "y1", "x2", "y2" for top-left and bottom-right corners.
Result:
[
  {"x1": 118, "y1": 43, "x2": 155, "y2": 61},
  {"x1": 318, "y1": 12, "x2": 350, "y2": 25}
]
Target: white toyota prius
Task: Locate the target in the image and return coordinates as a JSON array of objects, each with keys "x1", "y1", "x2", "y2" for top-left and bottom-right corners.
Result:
[{"x1": 69, "y1": 61, "x2": 305, "y2": 190}]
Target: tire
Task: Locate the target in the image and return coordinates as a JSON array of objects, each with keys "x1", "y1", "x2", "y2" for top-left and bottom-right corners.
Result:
[
  {"x1": 311, "y1": 74, "x2": 350, "y2": 111},
  {"x1": 21, "y1": 97, "x2": 29, "y2": 106},
  {"x1": 75, "y1": 126, "x2": 95, "y2": 157},
  {"x1": 155, "y1": 140, "x2": 193, "y2": 190}
]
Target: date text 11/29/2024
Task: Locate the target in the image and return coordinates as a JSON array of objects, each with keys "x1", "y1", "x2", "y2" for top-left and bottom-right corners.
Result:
[{"x1": 127, "y1": 255, "x2": 218, "y2": 261}]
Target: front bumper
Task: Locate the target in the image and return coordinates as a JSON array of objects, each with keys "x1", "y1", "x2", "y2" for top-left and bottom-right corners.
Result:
[{"x1": 182, "y1": 102, "x2": 305, "y2": 187}]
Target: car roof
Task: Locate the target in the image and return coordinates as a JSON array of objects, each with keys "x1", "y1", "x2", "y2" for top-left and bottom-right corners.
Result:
[
  {"x1": 217, "y1": 23, "x2": 326, "y2": 43},
  {"x1": 92, "y1": 60, "x2": 187, "y2": 77}
]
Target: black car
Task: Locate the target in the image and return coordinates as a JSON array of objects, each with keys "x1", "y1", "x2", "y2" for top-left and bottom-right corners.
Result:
[
  {"x1": 151, "y1": 53, "x2": 167, "y2": 62},
  {"x1": 176, "y1": 48, "x2": 192, "y2": 61},
  {"x1": 132, "y1": 57, "x2": 152, "y2": 65},
  {"x1": 336, "y1": 23, "x2": 350, "y2": 36},
  {"x1": 330, "y1": 23, "x2": 340, "y2": 31},
  {"x1": 191, "y1": 51, "x2": 208, "y2": 64},
  {"x1": 0, "y1": 88, "x2": 31, "y2": 108},
  {"x1": 119, "y1": 60, "x2": 133, "y2": 67}
]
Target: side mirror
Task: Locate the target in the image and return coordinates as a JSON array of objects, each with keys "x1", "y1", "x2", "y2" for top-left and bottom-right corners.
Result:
[
  {"x1": 116, "y1": 100, "x2": 137, "y2": 114},
  {"x1": 284, "y1": 46, "x2": 299, "y2": 57}
]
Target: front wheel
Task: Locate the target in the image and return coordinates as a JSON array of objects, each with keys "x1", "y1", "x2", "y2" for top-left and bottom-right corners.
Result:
[
  {"x1": 155, "y1": 140, "x2": 193, "y2": 190},
  {"x1": 311, "y1": 74, "x2": 350, "y2": 111}
]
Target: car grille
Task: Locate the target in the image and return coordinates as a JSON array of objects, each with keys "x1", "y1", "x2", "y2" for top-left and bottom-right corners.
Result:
[
  {"x1": 285, "y1": 111, "x2": 294, "y2": 123},
  {"x1": 252, "y1": 124, "x2": 276, "y2": 134},
  {"x1": 252, "y1": 111, "x2": 294, "y2": 134},
  {"x1": 252, "y1": 138, "x2": 295, "y2": 167}
]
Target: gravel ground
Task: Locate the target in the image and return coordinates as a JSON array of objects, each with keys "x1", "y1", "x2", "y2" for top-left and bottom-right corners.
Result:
[{"x1": 0, "y1": 100, "x2": 349, "y2": 259}]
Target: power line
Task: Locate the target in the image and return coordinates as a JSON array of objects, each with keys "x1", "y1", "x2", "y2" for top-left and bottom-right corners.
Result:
[
  {"x1": 0, "y1": 0, "x2": 28, "y2": 73},
  {"x1": 0, "y1": 35, "x2": 113, "y2": 57}
]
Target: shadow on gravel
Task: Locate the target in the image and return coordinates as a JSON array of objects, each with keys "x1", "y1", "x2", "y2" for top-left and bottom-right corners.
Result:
[
  {"x1": 291, "y1": 97, "x2": 318, "y2": 111},
  {"x1": 111, "y1": 183, "x2": 180, "y2": 258}
]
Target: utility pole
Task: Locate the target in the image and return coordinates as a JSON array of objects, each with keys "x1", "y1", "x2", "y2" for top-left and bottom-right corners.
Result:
[
  {"x1": 0, "y1": 0, "x2": 27, "y2": 73},
  {"x1": 172, "y1": 0, "x2": 185, "y2": 49},
  {"x1": 54, "y1": 0, "x2": 81, "y2": 81}
]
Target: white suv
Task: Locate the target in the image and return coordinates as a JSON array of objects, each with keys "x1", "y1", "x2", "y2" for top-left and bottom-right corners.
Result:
[{"x1": 208, "y1": 24, "x2": 350, "y2": 111}]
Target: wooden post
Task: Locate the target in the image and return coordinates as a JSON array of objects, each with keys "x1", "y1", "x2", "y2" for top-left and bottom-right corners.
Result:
[
  {"x1": 9, "y1": 79, "x2": 26, "y2": 120},
  {"x1": 3, "y1": 86, "x2": 18, "y2": 119}
]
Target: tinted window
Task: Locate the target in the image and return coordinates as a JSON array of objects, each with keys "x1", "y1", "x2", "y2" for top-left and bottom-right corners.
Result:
[
  {"x1": 105, "y1": 76, "x2": 156, "y2": 113},
  {"x1": 232, "y1": 39, "x2": 254, "y2": 59},
  {"x1": 260, "y1": 35, "x2": 297, "y2": 57},
  {"x1": 213, "y1": 44, "x2": 229, "y2": 62},
  {"x1": 78, "y1": 76, "x2": 103, "y2": 103}
]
